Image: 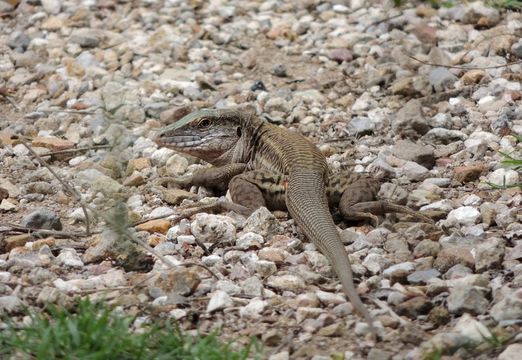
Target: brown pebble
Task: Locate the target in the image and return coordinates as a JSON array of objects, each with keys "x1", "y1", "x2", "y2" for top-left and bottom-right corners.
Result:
[
  {"x1": 453, "y1": 164, "x2": 485, "y2": 183},
  {"x1": 135, "y1": 219, "x2": 171, "y2": 234}
]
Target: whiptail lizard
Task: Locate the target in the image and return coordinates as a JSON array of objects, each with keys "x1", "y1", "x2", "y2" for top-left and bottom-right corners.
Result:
[{"x1": 155, "y1": 108, "x2": 433, "y2": 338}]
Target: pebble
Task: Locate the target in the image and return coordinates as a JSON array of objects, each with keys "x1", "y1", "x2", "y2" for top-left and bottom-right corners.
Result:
[
  {"x1": 191, "y1": 213, "x2": 236, "y2": 244},
  {"x1": 445, "y1": 206, "x2": 481, "y2": 226},
  {"x1": 21, "y1": 208, "x2": 62, "y2": 230},
  {"x1": 206, "y1": 290, "x2": 233, "y2": 313},
  {"x1": 447, "y1": 285, "x2": 489, "y2": 315},
  {"x1": 487, "y1": 168, "x2": 520, "y2": 186},
  {"x1": 41, "y1": 0, "x2": 61, "y2": 14},
  {"x1": 56, "y1": 248, "x2": 84, "y2": 268}
]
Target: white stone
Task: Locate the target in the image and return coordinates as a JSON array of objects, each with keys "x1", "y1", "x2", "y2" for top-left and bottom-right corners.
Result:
[
  {"x1": 316, "y1": 290, "x2": 345, "y2": 305},
  {"x1": 236, "y1": 232, "x2": 264, "y2": 249},
  {"x1": 266, "y1": 274, "x2": 305, "y2": 292},
  {"x1": 488, "y1": 168, "x2": 519, "y2": 186},
  {"x1": 41, "y1": 0, "x2": 61, "y2": 14},
  {"x1": 206, "y1": 290, "x2": 233, "y2": 312},
  {"x1": 454, "y1": 313, "x2": 491, "y2": 343},
  {"x1": 56, "y1": 248, "x2": 84, "y2": 268},
  {"x1": 446, "y1": 206, "x2": 481, "y2": 226},
  {"x1": 239, "y1": 298, "x2": 267, "y2": 318},
  {"x1": 383, "y1": 262, "x2": 415, "y2": 277},
  {"x1": 215, "y1": 280, "x2": 241, "y2": 295},
  {"x1": 191, "y1": 213, "x2": 236, "y2": 243},
  {"x1": 499, "y1": 344, "x2": 522, "y2": 360}
]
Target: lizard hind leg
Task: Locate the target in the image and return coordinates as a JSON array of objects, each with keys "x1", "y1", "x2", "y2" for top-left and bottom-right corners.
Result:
[{"x1": 229, "y1": 171, "x2": 287, "y2": 211}]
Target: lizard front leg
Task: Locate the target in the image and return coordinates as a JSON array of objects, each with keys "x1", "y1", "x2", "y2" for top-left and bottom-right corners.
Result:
[{"x1": 157, "y1": 163, "x2": 247, "y2": 191}]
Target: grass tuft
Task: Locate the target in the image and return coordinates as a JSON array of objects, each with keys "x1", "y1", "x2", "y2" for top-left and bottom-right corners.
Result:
[{"x1": 0, "y1": 299, "x2": 259, "y2": 360}]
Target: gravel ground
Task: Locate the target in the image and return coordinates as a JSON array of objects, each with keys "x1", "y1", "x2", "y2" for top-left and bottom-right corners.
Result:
[{"x1": 1, "y1": 1, "x2": 521, "y2": 359}]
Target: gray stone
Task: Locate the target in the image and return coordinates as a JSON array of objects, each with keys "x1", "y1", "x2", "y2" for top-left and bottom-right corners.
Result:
[
  {"x1": 490, "y1": 288, "x2": 522, "y2": 323},
  {"x1": 75, "y1": 169, "x2": 122, "y2": 195},
  {"x1": 243, "y1": 207, "x2": 282, "y2": 237},
  {"x1": 391, "y1": 140, "x2": 435, "y2": 169},
  {"x1": 407, "y1": 269, "x2": 441, "y2": 285},
  {"x1": 70, "y1": 29, "x2": 101, "y2": 48},
  {"x1": 447, "y1": 285, "x2": 489, "y2": 315},
  {"x1": 392, "y1": 99, "x2": 430, "y2": 138},
  {"x1": 21, "y1": 208, "x2": 62, "y2": 230},
  {"x1": 207, "y1": 290, "x2": 233, "y2": 312},
  {"x1": 428, "y1": 67, "x2": 457, "y2": 92},
  {"x1": 266, "y1": 274, "x2": 305, "y2": 292},
  {"x1": 367, "y1": 348, "x2": 393, "y2": 360},
  {"x1": 475, "y1": 237, "x2": 505, "y2": 272},
  {"x1": 8, "y1": 31, "x2": 30, "y2": 51},
  {"x1": 499, "y1": 343, "x2": 522, "y2": 360},
  {"x1": 0, "y1": 295, "x2": 24, "y2": 314},
  {"x1": 41, "y1": 0, "x2": 61, "y2": 14},
  {"x1": 413, "y1": 240, "x2": 441, "y2": 258}
]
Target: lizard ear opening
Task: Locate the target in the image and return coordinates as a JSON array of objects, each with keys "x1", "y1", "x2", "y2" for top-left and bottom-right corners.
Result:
[{"x1": 236, "y1": 127, "x2": 242, "y2": 137}]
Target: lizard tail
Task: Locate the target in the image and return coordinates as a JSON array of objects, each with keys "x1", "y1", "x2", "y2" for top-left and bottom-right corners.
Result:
[{"x1": 286, "y1": 169, "x2": 377, "y2": 337}]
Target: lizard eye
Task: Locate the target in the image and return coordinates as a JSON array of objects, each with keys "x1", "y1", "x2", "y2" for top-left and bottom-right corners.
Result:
[
  {"x1": 236, "y1": 127, "x2": 242, "y2": 137},
  {"x1": 198, "y1": 119, "x2": 211, "y2": 128}
]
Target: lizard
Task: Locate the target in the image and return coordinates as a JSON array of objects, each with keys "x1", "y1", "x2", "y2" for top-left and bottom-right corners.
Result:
[{"x1": 155, "y1": 108, "x2": 433, "y2": 337}]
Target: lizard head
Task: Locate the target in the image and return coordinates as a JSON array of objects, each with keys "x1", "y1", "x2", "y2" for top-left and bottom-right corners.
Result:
[{"x1": 155, "y1": 108, "x2": 248, "y2": 165}]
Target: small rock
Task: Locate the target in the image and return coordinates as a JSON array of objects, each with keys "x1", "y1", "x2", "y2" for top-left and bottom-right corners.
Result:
[
  {"x1": 407, "y1": 269, "x2": 441, "y2": 285},
  {"x1": 474, "y1": 237, "x2": 505, "y2": 271},
  {"x1": 162, "y1": 189, "x2": 197, "y2": 205},
  {"x1": 0, "y1": 296, "x2": 24, "y2": 314},
  {"x1": 434, "y1": 246, "x2": 474, "y2": 272},
  {"x1": 392, "y1": 99, "x2": 430, "y2": 138},
  {"x1": 262, "y1": 329, "x2": 284, "y2": 347},
  {"x1": 396, "y1": 296, "x2": 434, "y2": 318},
  {"x1": 148, "y1": 268, "x2": 200, "y2": 298},
  {"x1": 191, "y1": 213, "x2": 236, "y2": 244},
  {"x1": 454, "y1": 313, "x2": 491, "y2": 344},
  {"x1": 20, "y1": 208, "x2": 62, "y2": 231},
  {"x1": 461, "y1": 69, "x2": 485, "y2": 85},
  {"x1": 207, "y1": 290, "x2": 233, "y2": 312},
  {"x1": 266, "y1": 274, "x2": 305, "y2": 293},
  {"x1": 57, "y1": 248, "x2": 84, "y2": 268},
  {"x1": 429, "y1": 67, "x2": 457, "y2": 92},
  {"x1": 487, "y1": 168, "x2": 519, "y2": 187},
  {"x1": 317, "y1": 323, "x2": 344, "y2": 337},
  {"x1": 453, "y1": 164, "x2": 485, "y2": 183},
  {"x1": 32, "y1": 137, "x2": 75, "y2": 151},
  {"x1": 75, "y1": 169, "x2": 122, "y2": 195},
  {"x1": 447, "y1": 285, "x2": 489, "y2": 315},
  {"x1": 135, "y1": 219, "x2": 171, "y2": 234},
  {"x1": 70, "y1": 28, "x2": 100, "y2": 48},
  {"x1": 490, "y1": 288, "x2": 522, "y2": 322},
  {"x1": 461, "y1": 2, "x2": 500, "y2": 27},
  {"x1": 499, "y1": 343, "x2": 522, "y2": 360},
  {"x1": 329, "y1": 48, "x2": 353, "y2": 63},
  {"x1": 367, "y1": 348, "x2": 393, "y2": 360},
  {"x1": 7, "y1": 31, "x2": 30, "y2": 51},
  {"x1": 413, "y1": 240, "x2": 441, "y2": 258},
  {"x1": 41, "y1": 0, "x2": 61, "y2": 14},
  {"x1": 427, "y1": 305, "x2": 451, "y2": 326},
  {"x1": 391, "y1": 140, "x2": 435, "y2": 169},
  {"x1": 239, "y1": 298, "x2": 266, "y2": 318},
  {"x1": 243, "y1": 207, "x2": 282, "y2": 237},
  {"x1": 271, "y1": 64, "x2": 287, "y2": 77},
  {"x1": 445, "y1": 206, "x2": 481, "y2": 226}
]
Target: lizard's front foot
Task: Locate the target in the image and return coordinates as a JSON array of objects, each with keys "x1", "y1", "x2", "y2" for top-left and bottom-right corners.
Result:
[{"x1": 154, "y1": 174, "x2": 194, "y2": 188}]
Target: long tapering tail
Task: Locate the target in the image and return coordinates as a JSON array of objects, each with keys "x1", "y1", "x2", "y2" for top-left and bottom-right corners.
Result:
[{"x1": 286, "y1": 169, "x2": 377, "y2": 336}]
